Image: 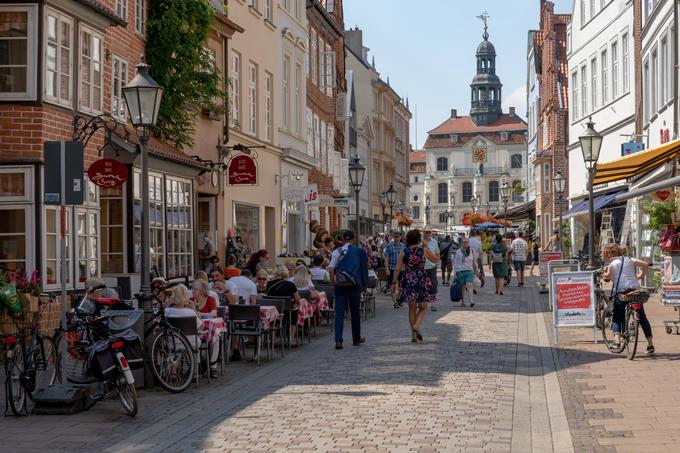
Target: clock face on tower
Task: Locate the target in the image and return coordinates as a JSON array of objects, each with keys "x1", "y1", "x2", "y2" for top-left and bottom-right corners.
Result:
[{"x1": 473, "y1": 146, "x2": 488, "y2": 164}]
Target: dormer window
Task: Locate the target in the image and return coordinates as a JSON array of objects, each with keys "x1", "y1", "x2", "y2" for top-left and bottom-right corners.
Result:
[
  {"x1": 450, "y1": 133, "x2": 458, "y2": 143},
  {"x1": 500, "y1": 131, "x2": 508, "y2": 141}
]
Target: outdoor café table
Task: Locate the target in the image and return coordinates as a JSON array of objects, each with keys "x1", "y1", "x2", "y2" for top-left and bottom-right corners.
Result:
[
  {"x1": 200, "y1": 317, "x2": 225, "y2": 343},
  {"x1": 223, "y1": 305, "x2": 280, "y2": 329},
  {"x1": 313, "y1": 292, "x2": 330, "y2": 314},
  {"x1": 296, "y1": 299, "x2": 314, "y2": 326}
]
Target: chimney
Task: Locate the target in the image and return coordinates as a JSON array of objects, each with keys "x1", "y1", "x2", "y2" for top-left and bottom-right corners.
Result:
[
  {"x1": 344, "y1": 28, "x2": 363, "y2": 60},
  {"x1": 451, "y1": 109, "x2": 457, "y2": 118},
  {"x1": 509, "y1": 106, "x2": 516, "y2": 115}
]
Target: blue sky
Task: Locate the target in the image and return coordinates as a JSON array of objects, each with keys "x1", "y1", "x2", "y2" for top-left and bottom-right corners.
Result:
[{"x1": 344, "y1": 0, "x2": 573, "y2": 149}]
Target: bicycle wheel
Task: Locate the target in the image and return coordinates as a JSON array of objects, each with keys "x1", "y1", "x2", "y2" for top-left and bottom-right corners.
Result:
[
  {"x1": 626, "y1": 309, "x2": 640, "y2": 360},
  {"x1": 116, "y1": 376, "x2": 138, "y2": 417},
  {"x1": 600, "y1": 304, "x2": 624, "y2": 353},
  {"x1": 150, "y1": 329, "x2": 195, "y2": 393},
  {"x1": 33, "y1": 335, "x2": 58, "y2": 393},
  {"x1": 5, "y1": 340, "x2": 27, "y2": 416}
]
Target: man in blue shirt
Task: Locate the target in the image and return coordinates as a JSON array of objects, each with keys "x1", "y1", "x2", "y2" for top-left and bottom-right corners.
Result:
[
  {"x1": 329, "y1": 230, "x2": 369, "y2": 350},
  {"x1": 382, "y1": 232, "x2": 406, "y2": 299}
]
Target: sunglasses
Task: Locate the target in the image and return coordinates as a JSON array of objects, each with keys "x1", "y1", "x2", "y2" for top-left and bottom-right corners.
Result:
[{"x1": 256, "y1": 277, "x2": 267, "y2": 281}]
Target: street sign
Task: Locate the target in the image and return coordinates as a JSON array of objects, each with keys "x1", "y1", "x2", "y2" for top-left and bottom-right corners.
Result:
[
  {"x1": 547, "y1": 259, "x2": 580, "y2": 310},
  {"x1": 87, "y1": 159, "x2": 128, "y2": 188},
  {"x1": 228, "y1": 154, "x2": 257, "y2": 185},
  {"x1": 44, "y1": 141, "x2": 84, "y2": 205},
  {"x1": 303, "y1": 184, "x2": 319, "y2": 205},
  {"x1": 539, "y1": 252, "x2": 562, "y2": 286},
  {"x1": 319, "y1": 196, "x2": 349, "y2": 208},
  {"x1": 551, "y1": 271, "x2": 596, "y2": 334}
]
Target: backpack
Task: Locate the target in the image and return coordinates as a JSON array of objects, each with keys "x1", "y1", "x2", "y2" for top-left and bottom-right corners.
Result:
[
  {"x1": 335, "y1": 248, "x2": 359, "y2": 287},
  {"x1": 492, "y1": 245, "x2": 504, "y2": 264}
]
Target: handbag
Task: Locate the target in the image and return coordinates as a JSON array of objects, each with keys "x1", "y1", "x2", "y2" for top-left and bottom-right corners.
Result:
[
  {"x1": 492, "y1": 251, "x2": 504, "y2": 264},
  {"x1": 449, "y1": 281, "x2": 462, "y2": 302}
]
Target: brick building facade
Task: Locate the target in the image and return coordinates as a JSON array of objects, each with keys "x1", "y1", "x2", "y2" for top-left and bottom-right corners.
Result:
[
  {"x1": 532, "y1": 0, "x2": 570, "y2": 241},
  {"x1": 306, "y1": 0, "x2": 346, "y2": 233}
]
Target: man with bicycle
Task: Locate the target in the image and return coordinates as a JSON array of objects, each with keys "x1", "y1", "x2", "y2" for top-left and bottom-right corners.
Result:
[{"x1": 602, "y1": 243, "x2": 655, "y2": 354}]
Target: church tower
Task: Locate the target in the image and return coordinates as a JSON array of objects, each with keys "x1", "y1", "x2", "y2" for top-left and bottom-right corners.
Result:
[{"x1": 470, "y1": 15, "x2": 503, "y2": 126}]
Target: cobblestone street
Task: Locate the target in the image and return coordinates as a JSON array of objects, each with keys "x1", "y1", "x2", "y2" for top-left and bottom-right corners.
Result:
[{"x1": 1, "y1": 277, "x2": 579, "y2": 453}]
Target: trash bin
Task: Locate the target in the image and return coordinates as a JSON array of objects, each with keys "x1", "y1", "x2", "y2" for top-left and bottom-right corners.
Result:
[{"x1": 103, "y1": 309, "x2": 145, "y2": 388}]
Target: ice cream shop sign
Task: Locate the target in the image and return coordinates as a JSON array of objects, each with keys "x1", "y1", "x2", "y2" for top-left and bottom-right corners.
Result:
[
  {"x1": 228, "y1": 155, "x2": 257, "y2": 186},
  {"x1": 87, "y1": 159, "x2": 128, "y2": 188}
]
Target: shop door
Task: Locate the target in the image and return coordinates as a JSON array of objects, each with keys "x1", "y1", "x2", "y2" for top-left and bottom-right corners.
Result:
[{"x1": 198, "y1": 197, "x2": 216, "y2": 260}]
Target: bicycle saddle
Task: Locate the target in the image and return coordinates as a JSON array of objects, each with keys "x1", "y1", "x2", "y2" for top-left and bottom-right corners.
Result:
[{"x1": 94, "y1": 297, "x2": 120, "y2": 306}]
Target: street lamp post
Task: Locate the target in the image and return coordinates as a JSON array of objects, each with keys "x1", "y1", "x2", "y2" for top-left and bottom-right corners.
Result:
[
  {"x1": 471, "y1": 196, "x2": 478, "y2": 214},
  {"x1": 379, "y1": 192, "x2": 387, "y2": 234},
  {"x1": 425, "y1": 194, "x2": 431, "y2": 226},
  {"x1": 122, "y1": 60, "x2": 163, "y2": 388},
  {"x1": 500, "y1": 182, "x2": 511, "y2": 234},
  {"x1": 579, "y1": 118, "x2": 603, "y2": 269},
  {"x1": 386, "y1": 184, "x2": 397, "y2": 233},
  {"x1": 348, "y1": 156, "x2": 366, "y2": 246},
  {"x1": 485, "y1": 201, "x2": 491, "y2": 215},
  {"x1": 553, "y1": 170, "x2": 566, "y2": 253}
]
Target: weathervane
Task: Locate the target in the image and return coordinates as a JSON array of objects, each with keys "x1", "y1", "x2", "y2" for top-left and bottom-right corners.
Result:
[{"x1": 477, "y1": 11, "x2": 490, "y2": 40}]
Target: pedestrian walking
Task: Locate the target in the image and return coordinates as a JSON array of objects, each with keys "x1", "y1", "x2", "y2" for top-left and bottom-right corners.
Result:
[
  {"x1": 423, "y1": 229, "x2": 440, "y2": 311},
  {"x1": 490, "y1": 234, "x2": 508, "y2": 295},
  {"x1": 510, "y1": 231, "x2": 528, "y2": 287},
  {"x1": 529, "y1": 236, "x2": 540, "y2": 276},
  {"x1": 383, "y1": 232, "x2": 406, "y2": 305},
  {"x1": 453, "y1": 238, "x2": 477, "y2": 307},
  {"x1": 392, "y1": 229, "x2": 440, "y2": 343},
  {"x1": 328, "y1": 230, "x2": 369, "y2": 350},
  {"x1": 543, "y1": 228, "x2": 561, "y2": 252},
  {"x1": 439, "y1": 235, "x2": 454, "y2": 286}
]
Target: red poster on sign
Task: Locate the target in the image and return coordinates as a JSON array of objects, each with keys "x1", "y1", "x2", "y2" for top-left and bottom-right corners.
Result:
[
  {"x1": 555, "y1": 283, "x2": 592, "y2": 310},
  {"x1": 87, "y1": 159, "x2": 128, "y2": 188},
  {"x1": 228, "y1": 155, "x2": 257, "y2": 185}
]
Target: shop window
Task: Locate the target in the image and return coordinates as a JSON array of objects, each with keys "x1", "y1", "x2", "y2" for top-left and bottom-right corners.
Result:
[
  {"x1": 234, "y1": 203, "x2": 260, "y2": 253},
  {"x1": 0, "y1": 5, "x2": 38, "y2": 100},
  {"x1": 0, "y1": 207, "x2": 29, "y2": 272},
  {"x1": 101, "y1": 185, "x2": 125, "y2": 274},
  {"x1": 166, "y1": 178, "x2": 193, "y2": 278}
]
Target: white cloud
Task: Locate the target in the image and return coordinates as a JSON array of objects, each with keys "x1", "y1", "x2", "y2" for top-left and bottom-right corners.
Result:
[{"x1": 503, "y1": 85, "x2": 527, "y2": 119}]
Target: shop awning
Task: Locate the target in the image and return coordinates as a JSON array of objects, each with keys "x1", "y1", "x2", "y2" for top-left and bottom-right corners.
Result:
[
  {"x1": 563, "y1": 190, "x2": 626, "y2": 219},
  {"x1": 594, "y1": 138, "x2": 680, "y2": 185}
]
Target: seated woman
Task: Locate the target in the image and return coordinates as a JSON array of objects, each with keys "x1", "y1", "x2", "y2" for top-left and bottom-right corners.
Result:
[
  {"x1": 166, "y1": 285, "x2": 220, "y2": 378},
  {"x1": 191, "y1": 279, "x2": 218, "y2": 317},
  {"x1": 255, "y1": 270, "x2": 269, "y2": 295},
  {"x1": 266, "y1": 265, "x2": 302, "y2": 347},
  {"x1": 290, "y1": 265, "x2": 316, "y2": 292},
  {"x1": 309, "y1": 255, "x2": 330, "y2": 283}
]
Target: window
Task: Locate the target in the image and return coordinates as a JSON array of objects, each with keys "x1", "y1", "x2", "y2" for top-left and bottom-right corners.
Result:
[
  {"x1": 567, "y1": 29, "x2": 571, "y2": 53},
  {"x1": 511, "y1": 154, "x2": 522, "y2": 168},
  {"x1": 462, "y1": 182, "x2": 473, "y2": 203},
  {"x1": 116, "y1": 0, "x2": 127, "y2": 19},
  {"x1": 44, "y1": 207, "x2": 66, "y2": 285},
  {"x1": 0, "y1": 5, "x2": 38, "y2": 100},
  {"x1": 601, "y1": 49, "x2": 608, "y2": 104},
  {"x1": 79, "y1": 26, "x2": 103, "y2": 113},
  {"x1": 306, "y1": 108, "x2": 313, "y2": 156},
  {"x1": 282, "y1": 56, "x2": 290, "y2": 130},
  {"x1": 248, "y1": 63, "x2": 257, "y2": 135},
  {"x1": 437, "y1": 183, "x2": 448, "y2": 204},
  {"x1": 651, "y1": 49, "x2": 657, "y2": 115},
  {"x1": 590, "y1": 0, "x2": 595, "y2": 19},
  {"x1": 661, "y1": 36, "x2": 668, "y2": 104},
  {"x1": 643, "y1": 58, "x2": 650, "y2": 122},
  {"x1": 500, "y1": 131, "x2": 508, "y2": 141},
  {"x1": 135, "y1": 0, "x2": 145, "y2": 36},
  {"x1": 264, "y1": 72, "x2": 272, "y2": 142},
  {"x1": 438, "y1": 213, "x2": 448, "y2": 224},
  {"x1": 488, "y1": 180, "x2": 499, "y2": 202},
  {"x1": 44, "y1": 10, "x2": 72, "y2": 106},
  {"x1": 590, "y1": 58, "x2": 597, "y2": 110},
  {"x1": 320, "y1": 121, "x2": 327, "y2": 173},
  {"x1": 622, "y1": 32, "x2": 629, "y2": 92},
  {"x1": 512, "y1": 180, "x2": 523, "y2": 203},
  {"x1": 76, "y1": 208, "x2": 99, "y2": 284},
  {"x1": 313, "y1": 113, "x2": 320, "y2": 161},
  {"x1": 311, "y1": 29, "x2": 317, "y2": 85},
  {"x1": 611, "y1": 41, "x2": 618, "y2": 98},
  {"x1": 165, "y1": 178, "x2": 193, "y2": 279},
  {"x1": 230, "y1": 52, "x2": 241, "y2": 128},
  {"x1": 436, "y1": 157, "x2": 448, "y2": 172},
  {"x1": 0, "y1": 207, "x2": 30, "y2": 272},
  {"x1": 543, "y1": 163, "x2": 551, "y2": 193},
  {"x1": 134, "y1": 173, "x2": 164, "y2": 276},
  {"x1": 571, "y1": 71, "x2": 578, "y2": 120},
  {"x1": 111, "y1": 55, "x2": 128, "y2": 121},
  {"x1": 295, "y1": 63, "x2": 302, "y2": 135},
  {"x1": 234, "y1": 204, "x2": 259, "y2": 252},
  {"x1": 581, "y1": 65, "x2": 587, "y2": 114},
  {"x1": 326, "y1": 44, "x2": 334, "y2": 96},
  {"x1": 264, "y1": 0, "x2": 272, "y2": 21},
  {"x1": 412, "y1": 205, "x2": 420, "y2": 219},
  {"x1": 580, "y1": 0, "x2": 586, "y2": 25},
  {"x1": 248, "y1": 0, "x2": 259, "y2": 9},
  {"x1": 100, "y1": 185, "x2": 125, "y2": 274}
]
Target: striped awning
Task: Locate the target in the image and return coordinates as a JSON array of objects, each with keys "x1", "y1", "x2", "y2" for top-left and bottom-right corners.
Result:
[{"x1": 594, "y1": 139, "x2": 680, "y2": 185}]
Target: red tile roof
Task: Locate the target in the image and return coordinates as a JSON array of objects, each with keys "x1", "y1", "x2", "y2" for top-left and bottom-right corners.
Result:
[
  {"x1": 424, "y1": 132, "x2": 527, "y2": 149},
  {"x1": 409, "y1": 150, "x2": 426, "y2": 162},
  {"x1": 428, "y1": 113, "x2": 527, "y2": 135}
]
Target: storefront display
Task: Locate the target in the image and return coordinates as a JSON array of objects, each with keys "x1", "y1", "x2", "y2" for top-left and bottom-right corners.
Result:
[{"x1": 234, "y1": 203, "x2": 259, "y2": 256}]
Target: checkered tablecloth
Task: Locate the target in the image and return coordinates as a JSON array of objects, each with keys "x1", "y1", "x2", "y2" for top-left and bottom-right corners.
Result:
[
  {"x1": 297, "y1": 299, "x2": 314, "y2": 326},
  {"x1": 200, "y1": 318, "x2": 224, "y2": 343},
  {"x1": 313, "y1": 292, "x2": 330, "y2": 315}
]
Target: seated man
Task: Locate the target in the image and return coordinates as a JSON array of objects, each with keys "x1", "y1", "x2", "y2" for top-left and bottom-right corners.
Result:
[
  {"x1": 209, "y1": 266, "x2": 238, "y2": 305},
  {"x1": 228, "y1": 269, "x2": 258, "y2": 304}
]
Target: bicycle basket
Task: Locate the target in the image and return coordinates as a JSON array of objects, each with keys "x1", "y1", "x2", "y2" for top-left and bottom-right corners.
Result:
[
  {"x1": 87, "y1": 339, "x2": 117, "y2": 380},
  {"x1": 618, "y1": 289, "x2": 650, "y2": 304}
]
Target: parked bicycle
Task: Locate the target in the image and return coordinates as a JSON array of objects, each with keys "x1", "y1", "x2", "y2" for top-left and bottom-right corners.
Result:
[
  {"x1": 3, "y1": 295, "x2": 58, "y2": 416},
  {"x1": 600, "y1": 295, "x2": 647, "y2": 360},
  {"x1": 142, "y1": 283, "x2": 195, "y2": 393}
]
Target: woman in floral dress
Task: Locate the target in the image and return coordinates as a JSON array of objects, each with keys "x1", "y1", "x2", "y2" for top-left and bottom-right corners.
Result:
[{"x1": 392, "y1": 229, "x2": 440, "y2": 343}]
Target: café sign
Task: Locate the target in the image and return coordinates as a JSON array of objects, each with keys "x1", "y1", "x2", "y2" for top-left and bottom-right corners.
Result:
[
  {"x1": 87, "y1": 158, "x2": 128, "y2": 188},
  {"x1": 228, "y1": 155, "x2": 257, "y2": 185}
]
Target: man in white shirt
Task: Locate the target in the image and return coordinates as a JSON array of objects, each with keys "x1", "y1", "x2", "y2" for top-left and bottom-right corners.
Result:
[
  {"x1": 510, "y1": 231, "x2": 528, "y2": 287},
  {"x1": 309, "y1": 255, "x2": 330, "y2": 282},
  {"x1": 227, "y1": 269, "x2": 258, "y2": 304},
  {"x1": 208, "y1": 266, "x2": 238, "y2": 304}
]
